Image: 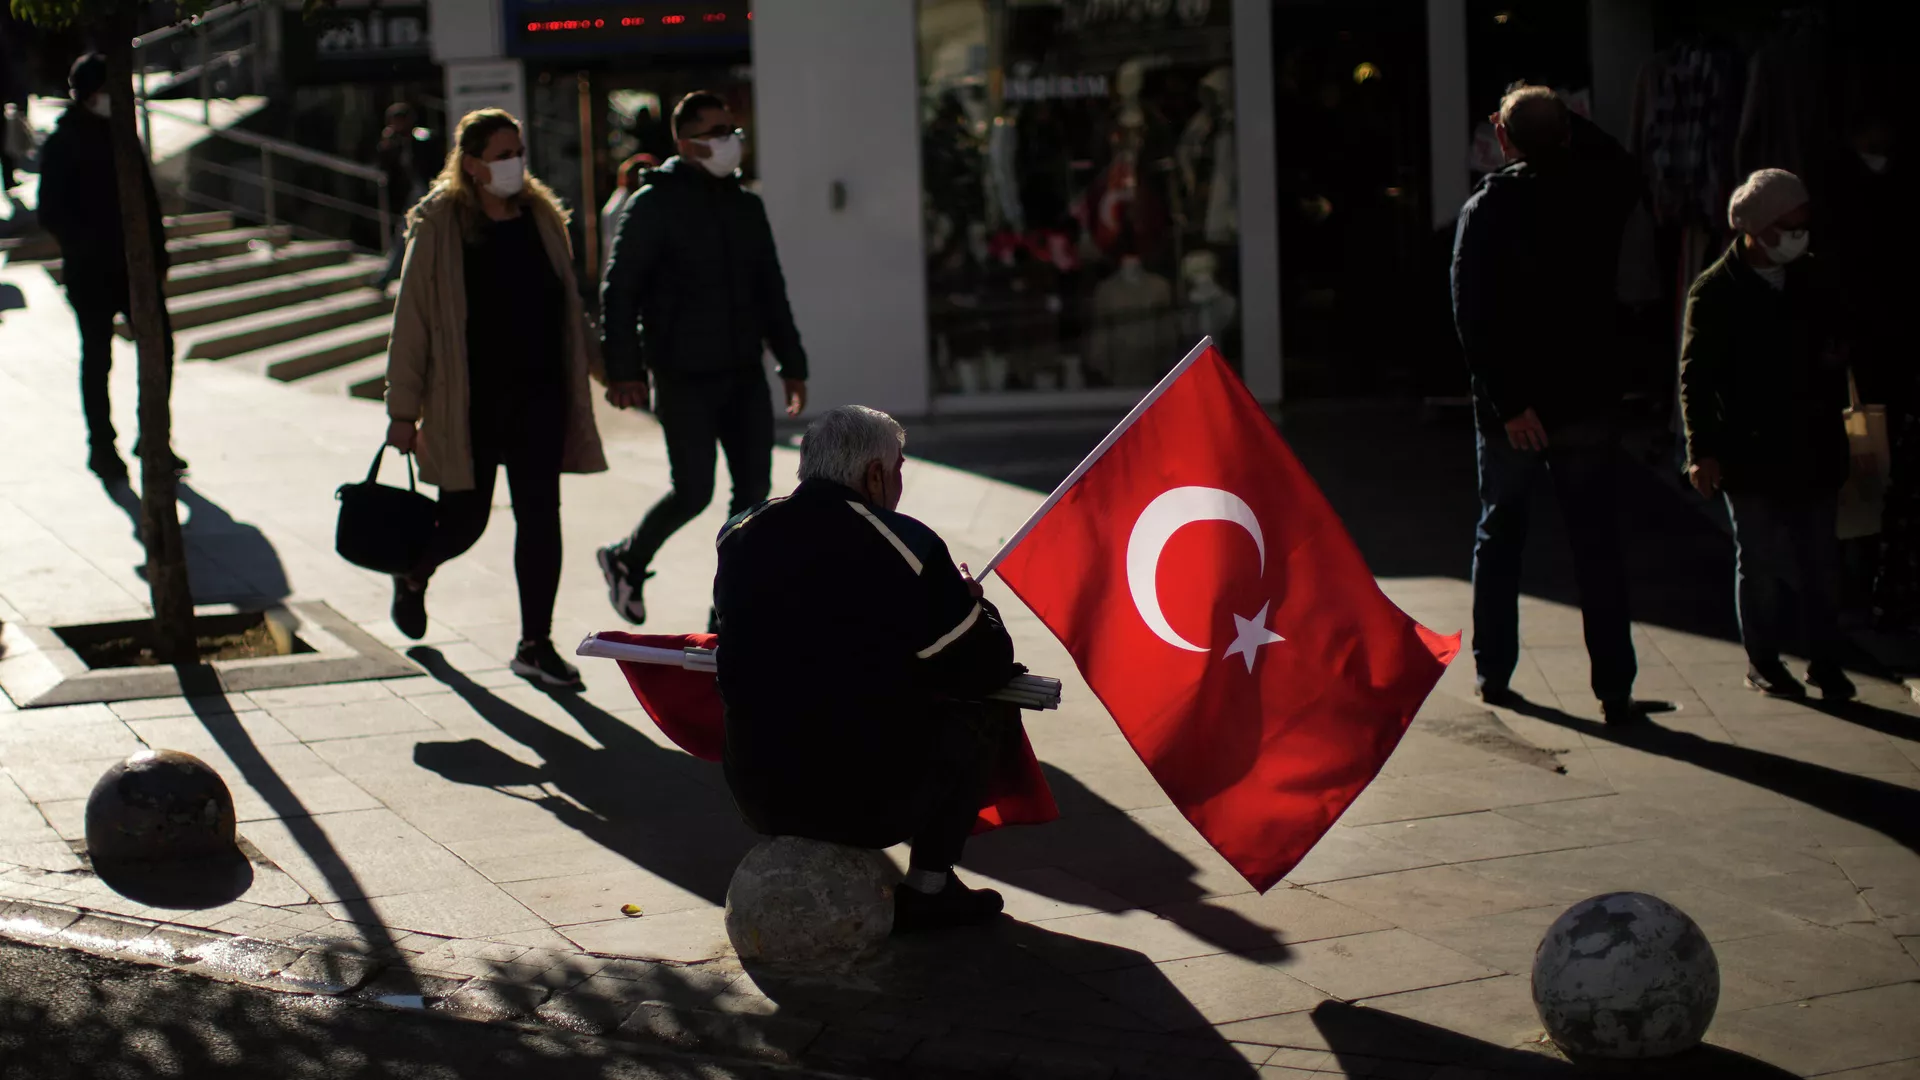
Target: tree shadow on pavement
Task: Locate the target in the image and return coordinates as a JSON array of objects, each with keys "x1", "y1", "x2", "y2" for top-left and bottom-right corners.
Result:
[
  {"x1": 1506, "y1": 696, "x2": 1920, "y2": 852},
  {"x1": 100, "y1": 480, "x2": 292, "y2": 610},
  {"x1": 406, "y1": 646, "x2": 756, "y2": 906},
  {"x1": 740, "y1": 918, "x2": 1267, "y2": 1078},
  {"x1": 1309, "y1": 1000, "x2": 1798, "y2": 1078}
]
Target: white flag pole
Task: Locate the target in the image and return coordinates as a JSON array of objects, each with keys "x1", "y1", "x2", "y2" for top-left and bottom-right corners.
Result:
[{"x1": 979, "y1": 337, "x2": 1215, "y2": 577}]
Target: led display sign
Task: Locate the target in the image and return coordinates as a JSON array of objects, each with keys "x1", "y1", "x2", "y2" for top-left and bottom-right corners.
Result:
[{"x1": 503, "y1": 0, "x2": 751, "y2": 56}]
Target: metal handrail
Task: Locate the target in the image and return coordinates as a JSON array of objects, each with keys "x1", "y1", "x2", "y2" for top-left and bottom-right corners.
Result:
[{"x1": 132, "y1": 0, "x2": 267, "y2": 50}]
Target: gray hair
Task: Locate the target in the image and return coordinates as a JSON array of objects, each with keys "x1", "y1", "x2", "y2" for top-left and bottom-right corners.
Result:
[
  {"x1": 1498, "y1": 84, "x2": 1569, "y2": 158},
  {"x1": 798, "y1": 406, "x2": 906, "y2": 488}
]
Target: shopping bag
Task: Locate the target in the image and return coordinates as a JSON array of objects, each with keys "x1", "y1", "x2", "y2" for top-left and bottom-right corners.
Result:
[
  {"x1": 1838, "y1": 369, "x2": 1892, "y2": 540},
  {"x1": 335, "y1": 444, "x2": 437, "y2": 574}
]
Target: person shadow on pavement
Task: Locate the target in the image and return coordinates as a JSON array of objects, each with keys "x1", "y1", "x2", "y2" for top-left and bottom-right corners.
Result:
[
  {"x1": 1501, "y1": 694, "x2": 1920, "y2": 852},
  {"x1": 406, "y1": 645, "x2": 757, "y2": 905}
]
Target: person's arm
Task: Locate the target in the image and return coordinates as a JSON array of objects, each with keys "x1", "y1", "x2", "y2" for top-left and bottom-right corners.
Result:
[
  {"x1": 383, "y1": 215, "x2": 436, "y2": 447},
  {"x1": 600, "y1": 185, "x2": 663, "y2": 386},
  {"x1": 915, "y1": 541, "x2": 1019, "y2": 701},
  {"x1": 748, "y1": 196, "x2": 808, "y2": 383},
  {"x1": 1450, "y1": 190, "x2": 1530, "y2": 424},
  {"x1": 33, "y1": 133, "x2": 74, "y2": 245},
  {"x1": 1677, "y1": 276, "x2": 1728, "y2": 492}
]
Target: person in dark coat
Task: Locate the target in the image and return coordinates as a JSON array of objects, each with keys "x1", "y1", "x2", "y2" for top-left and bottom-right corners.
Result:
[
  {"x1": 35, "y1": 53, "x2": 182, "y2": 481},
  {"x1": 1450, "y1": 85, "x2": 1644, "y2": 723},
  {"x1": 714, "y1": 406, "x2": 1020, "y2": 933},
  {"x1": 1680, "y1": 169, "x2": 1855, "y2": 701},
  {"x1": 597, "y1": 90, "x2": 808, "y2": 628}
]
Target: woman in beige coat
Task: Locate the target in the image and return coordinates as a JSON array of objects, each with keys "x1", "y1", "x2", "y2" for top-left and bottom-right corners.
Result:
[{"x1": 384, "y1": 108, "x2": 608, "y2": 689}]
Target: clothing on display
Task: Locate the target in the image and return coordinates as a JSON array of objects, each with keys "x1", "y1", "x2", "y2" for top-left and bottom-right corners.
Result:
[
  {"x1": 1180, "y1": 249, "x2": 1238, "y2": 344},
  {"x1": 1090, "y1": 256, "x2": 1177, "y2": 387},
  {"x1": 1631, "y1": 39, "x2": 1745, "y2": 230},
  {"x1": 988, "y1": 113, "x2": 1024, "y2": 233},
  {"x1": 1735, "y1": 9, "x2": 1831, "y2": 195}
]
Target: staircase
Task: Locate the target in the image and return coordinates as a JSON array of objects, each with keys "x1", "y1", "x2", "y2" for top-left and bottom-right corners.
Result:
[{"x1": 41, "y1": 211, "x2": 394, "y2": 400}]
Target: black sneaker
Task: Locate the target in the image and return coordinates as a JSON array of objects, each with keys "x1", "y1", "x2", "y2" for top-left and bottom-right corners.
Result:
[
  {"x1": 512, "y1": 638, "x2": 584, "y2": 691},
  {"x1": 1806, "y1": 664, "x2": 1857, "y2": 702},
  {"x1": 893, "y1": 872, "x2": 1004, "y2": 935},
  {"x1": 391, "y1": 576, "x2": 427, "y2": 640},
  {"x1": 597, "y1": 545, "x2": 651, "y2": 626},
  {"x1": 1745, "y1": 662, "x2": 1807, "y2": 699},
  {"x1": 1476, "y1": 684, "x2": 1520, "y2": 708},
  {"x1": 1600, "y1": 698, "x2": 1646, "y2": 726},
  {"x1": 88, "y1": 446, "x2": 129, "y2": 482}
]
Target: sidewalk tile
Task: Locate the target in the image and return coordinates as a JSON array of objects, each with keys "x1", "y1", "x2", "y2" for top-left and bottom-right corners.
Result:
[
  {"x1": 1358, "y1": 975, "x2": 1544, "y2": 1054},
  {"x1": 1311, "y1": 865, "x2": 1578, "y2": 931},
  {"x1": 1079, "y1": 951, "x2": 1325, "y2": 1028},
  {"x1": 1811, "y1": 1061, "x2": 1920, "y2": 1079},
  {"x1": 1354, "y1": 811, "x2": 1584, "y2": 866},
  {"x1": 1415, "y1": 906, "x2": 1563, "y2": 975},
  {"x1": 1027, "y1": 909, "x2": 1239, "y2": 972},
  {"x1": 126, "y1": 710, "x2": 301, "y2": 752},
  {"x1": 1272, "y1": 930, "x2": 1497, "y2": 1000},
  {"x1": 247, "y1": 681, "x2": 395, "y2": 711},
  {"x1": 268, "y1": 698, "x2": 443, "y2": 742},
  {"x1": 503, "y1": 867, "x2": 713, "y2": 927},
  {"x1": 241, "y1": 807, "x2": 487, "y2": 903},
  {"x1": 1148, "y1": 888, "x2": 1390, "y2": 952},
  {"x1": 1714, "y1": 982, "x2": 1920, "y2": 1077},
  {"x1": 322, "y1": 882, "x2": 548, "y2": 940},
  {"x1": 1286, "y1": 828, "x2": 1445, "y2": 886},
  {"x1": 444, "y1": 831, "x2": 639, "y2": 885},
  {"x1": 2, "y1": 756, "x2": 142, "y2": 803},
  {"x1": 108, "y1": 695, "x2": 251, "y2": 721},
  {"x1": 1715, "y1": 925, "x2": 1920, "y2": 1004},
  {"x1": 559, "y1": 906, "x2": 731, "y2": 964}
]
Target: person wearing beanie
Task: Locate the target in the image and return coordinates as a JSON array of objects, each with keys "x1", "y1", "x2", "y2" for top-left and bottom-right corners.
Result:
[
  {"x1": 1679, "y1": 168, "x2": 1854, "y2": 701},
  {"x1": 35, "y1": 52, "x2": 184, "y2": 481},
  {"x1": 1450, "y1": 83, "x2": 1648, "y2": 725}
]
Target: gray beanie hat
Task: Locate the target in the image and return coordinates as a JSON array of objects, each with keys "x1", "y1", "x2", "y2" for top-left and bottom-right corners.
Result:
[{"x1": 1728, "y1": 168, "x2": 1809, "y2": 233}]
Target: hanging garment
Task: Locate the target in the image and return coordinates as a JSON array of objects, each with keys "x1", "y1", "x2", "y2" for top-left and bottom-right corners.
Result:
[
  {"x1": 988, "y1": 115, "x2": 1025, "y2": 233},
  {"x1": 1736, "y1": 14, "x2": 1831, "y2": 193},
  {"x1": 1089, "y1": 265, "x2": 1176, "y2": 387},
  {"x1": 1632, "y1": 41, "x2": 1745, "y2": 229}
]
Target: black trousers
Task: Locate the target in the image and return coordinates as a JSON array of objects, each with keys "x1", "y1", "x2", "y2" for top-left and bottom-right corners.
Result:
[
  {"x1": 67, "y1": 272, "x2": 174, "y2": 453},
  {"x1": 617, "y1": 369, "x2": 773, "y2": 573},
  {"x1": 414, "y1": 402, "x2": 566, "y2": 643},
  {"x1": 732, "y1": 701, "x2": 1018, "y2": 872}
]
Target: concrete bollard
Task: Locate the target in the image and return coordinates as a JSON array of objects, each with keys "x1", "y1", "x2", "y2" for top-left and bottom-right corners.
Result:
[
  {"x1": 1532, "y1": 891, "x2": 1720, "y2": 1059},
  {"x1": 724, "y1": 836, "x2": 895, "y2": 965},
  {"x1": 85, "y1": 749, "x2": 238, "y2": 870}
]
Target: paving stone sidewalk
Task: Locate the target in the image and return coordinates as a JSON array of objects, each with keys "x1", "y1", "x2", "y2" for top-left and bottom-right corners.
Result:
[{"x1": 1, "y1": 260, "x2": 1916, "y2": 1079}]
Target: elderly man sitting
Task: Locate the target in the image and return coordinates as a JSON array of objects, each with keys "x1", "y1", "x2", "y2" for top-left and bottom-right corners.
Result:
[{"x1": 714, "y1": 405, "x2": 1022, "y2": 933}]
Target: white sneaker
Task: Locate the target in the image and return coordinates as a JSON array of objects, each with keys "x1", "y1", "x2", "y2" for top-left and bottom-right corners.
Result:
[{"x1": 597, "y1": 545, "x2": 649, "y2": 625}]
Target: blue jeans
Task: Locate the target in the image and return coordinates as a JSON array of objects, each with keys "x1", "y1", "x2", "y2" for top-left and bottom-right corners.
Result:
[
  {"x1": 1724, "y1": 491, "x2": 1842, "y2": 670},
  {"x1": 1472, "y1": 427, "x2": 1637, "y2": 702}
]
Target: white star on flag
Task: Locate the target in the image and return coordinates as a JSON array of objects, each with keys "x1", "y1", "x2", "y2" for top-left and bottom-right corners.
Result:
[{"x1": 1222, "y1": 601, "x2": 1286, "y2": 673}]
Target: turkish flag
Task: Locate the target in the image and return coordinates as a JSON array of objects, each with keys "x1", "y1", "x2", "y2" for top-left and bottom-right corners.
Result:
[
  {"x1": 989, "y1": 343, "x2": 1459, "y2": 891},
  {"x1": 601, "y1": 631, "x2": 1058, "y2": 834}
]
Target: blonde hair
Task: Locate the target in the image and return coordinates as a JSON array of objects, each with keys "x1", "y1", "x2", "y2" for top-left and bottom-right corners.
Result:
[{"x1": 413, "y1": 108, "x2": 572, "y2": 240}]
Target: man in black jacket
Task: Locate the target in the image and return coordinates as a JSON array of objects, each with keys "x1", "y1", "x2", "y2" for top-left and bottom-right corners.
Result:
[
  {"x1": 715, "y1": 406, "x2": 1021, "y2": 933},
  {"x1": 37, "y1": 53, "x2": 180, "y2": 481},
  {"x1": 1451, "y1": 85, "x2": 1643, "y2": 723},
  {"x1": 1680, "y1": 169, "x2": 1854, "y2": 701},
  {"x1": 598, "y1": 90, "x2": 808, "y2": 628}
]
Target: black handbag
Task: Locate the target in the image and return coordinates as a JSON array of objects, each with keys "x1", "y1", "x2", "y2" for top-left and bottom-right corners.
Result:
[{"x1": 335, "y1": 445, "x2": 437, "y2": 575}]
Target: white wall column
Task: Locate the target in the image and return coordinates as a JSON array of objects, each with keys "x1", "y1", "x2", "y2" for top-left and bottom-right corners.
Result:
[
  {"x1": 428, "y1": 0, "x2": 525, "y2": 130},
  {"x1": 1232, "y1": 0, "x2": 1281, "y2": 405},
  {"x1": 1426, "y1": 0, "x2": 1470, "y2": 230},
  {"x1": 752, "y1": 0, "x2": 929, "y2": 418}
]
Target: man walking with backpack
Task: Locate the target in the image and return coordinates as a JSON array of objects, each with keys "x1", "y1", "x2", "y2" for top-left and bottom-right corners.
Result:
[{"x1": 597, "y1": 90, "x2": 808, "y2": 628}]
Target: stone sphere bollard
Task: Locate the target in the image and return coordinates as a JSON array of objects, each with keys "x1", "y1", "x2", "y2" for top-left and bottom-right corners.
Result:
[
  {"x1": 724, "y1": 836, "x2": 895, "y2": 964},
  {"x1": 85, "y1": 749, "x2": 238, "y2": 870},
  {"x1": 1532, "y1": 892, "x2": 1719, "y2": 1060}
]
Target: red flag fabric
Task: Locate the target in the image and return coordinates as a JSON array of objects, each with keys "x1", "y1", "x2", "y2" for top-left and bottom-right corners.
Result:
[
  {"x1": 600, "y1": 631, "x2": 1058, "y2": 834},
  {"x1": 988, "y1": 343, "x2": 1459, "y2": 891}
]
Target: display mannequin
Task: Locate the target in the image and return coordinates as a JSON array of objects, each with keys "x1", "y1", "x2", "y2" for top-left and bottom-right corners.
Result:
[
  {"x1": 1177, "y1": 66, "x2": 1237, "y2": 246},
  {"x1": 1090, "y1": 253, "x2": 1176, "y2": 386},
  {"x1": 1180, "y1": 249, "x2": 1238, "y2": 343}
]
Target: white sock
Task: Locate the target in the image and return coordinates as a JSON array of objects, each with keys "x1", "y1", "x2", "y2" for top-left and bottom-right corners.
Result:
[{"x1": 903, "y1": 868, "x2": 949, "y2": 895}]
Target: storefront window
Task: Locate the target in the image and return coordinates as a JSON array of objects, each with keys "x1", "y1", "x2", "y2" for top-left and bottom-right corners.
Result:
[{"x1": 918, "y1": 0, "x2": 1239, "y2": 397}]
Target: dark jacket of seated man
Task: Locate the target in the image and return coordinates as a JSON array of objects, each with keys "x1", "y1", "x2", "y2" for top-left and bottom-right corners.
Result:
[{"x1": 713, "y1": 471, "x2": 1021, "y2": 853}]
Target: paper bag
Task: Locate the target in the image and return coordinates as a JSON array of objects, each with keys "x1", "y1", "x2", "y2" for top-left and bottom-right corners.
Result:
[{"x1": 1838, "y1": 369, "x2": 1892, "y2": 540}]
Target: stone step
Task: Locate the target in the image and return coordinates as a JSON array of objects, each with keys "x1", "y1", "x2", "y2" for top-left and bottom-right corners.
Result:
[
  {"x1": 0, "y1": 212, "x2": 232, "y2": 264},
  {"x1": 164, "y1": 241, "x2": 356, "y2": 298},
  {"x1": 223, "y1": 315, "x2": 391, "y2": 382},
  {"x1": 160, "y1": 258, "x2": 384, "y2": 331},
  {"x1": 178, "y1": 291, "x2": 393, "y2": 362},
  {"x1": 162, "y1": 212, "x2": 236, "y2": 240},
  {"x1": 44, "y1": 226, "x2": 294, "y2": 283},
  {"x1": 296, "y1": 354, "x2": 390, "y2": 401}
]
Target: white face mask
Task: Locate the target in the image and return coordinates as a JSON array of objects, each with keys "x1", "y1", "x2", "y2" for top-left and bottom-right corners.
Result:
[
  {"x1": 1860, "y1": 152, "x2": 1890, "y2": 175},
  {"x1": 482, "y1": 156, "x2": 525, "y2": 198},
  {"x1": 1763, "y1": 228, "x2": 1810, "y2": 265},
  {"x1": 695, "y1": 132, "x2": 743, "y2": 177},
  {"x1": 87, "y1": 95, "x2": 110, "y2": 119}
]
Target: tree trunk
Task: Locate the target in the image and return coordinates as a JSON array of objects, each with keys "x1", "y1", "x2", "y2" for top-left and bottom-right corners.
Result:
[{"x1": 103, "y1": 26, "x2": 195, "y2": 666}]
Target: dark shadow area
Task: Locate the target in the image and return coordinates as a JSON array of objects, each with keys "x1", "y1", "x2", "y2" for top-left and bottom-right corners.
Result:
[
  {"x1": 964, "y1": 763, "x2": 1285, "y2": 956},
  {"x1": 176, "y1": 672, "x2": 418, "y2": 996},
  {"x1": 0, "y1": 281, "x2": 24, "y2": 318},
  {"x1": 93, "y1": 849, "x2": 253, "y2": 911},
  {"x1": 1310, "y1": 999, "x2": 1798, "y2": 1078},
  {"x1": 0, "y1": 937, "x2": 803, "y2": 1080},
  {"x1": 101, "y1": 481, "x2": 292, "y2": 609},
  {"x1": 744, "y1": 919, "x2": 1265, "y2": 1078},
  {"x1": 1507, "y1": 694, "x2": 1920, "y2": 851},
  {"x1": 407, "y1": 646, "x2": 756, "y2": 906}
]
